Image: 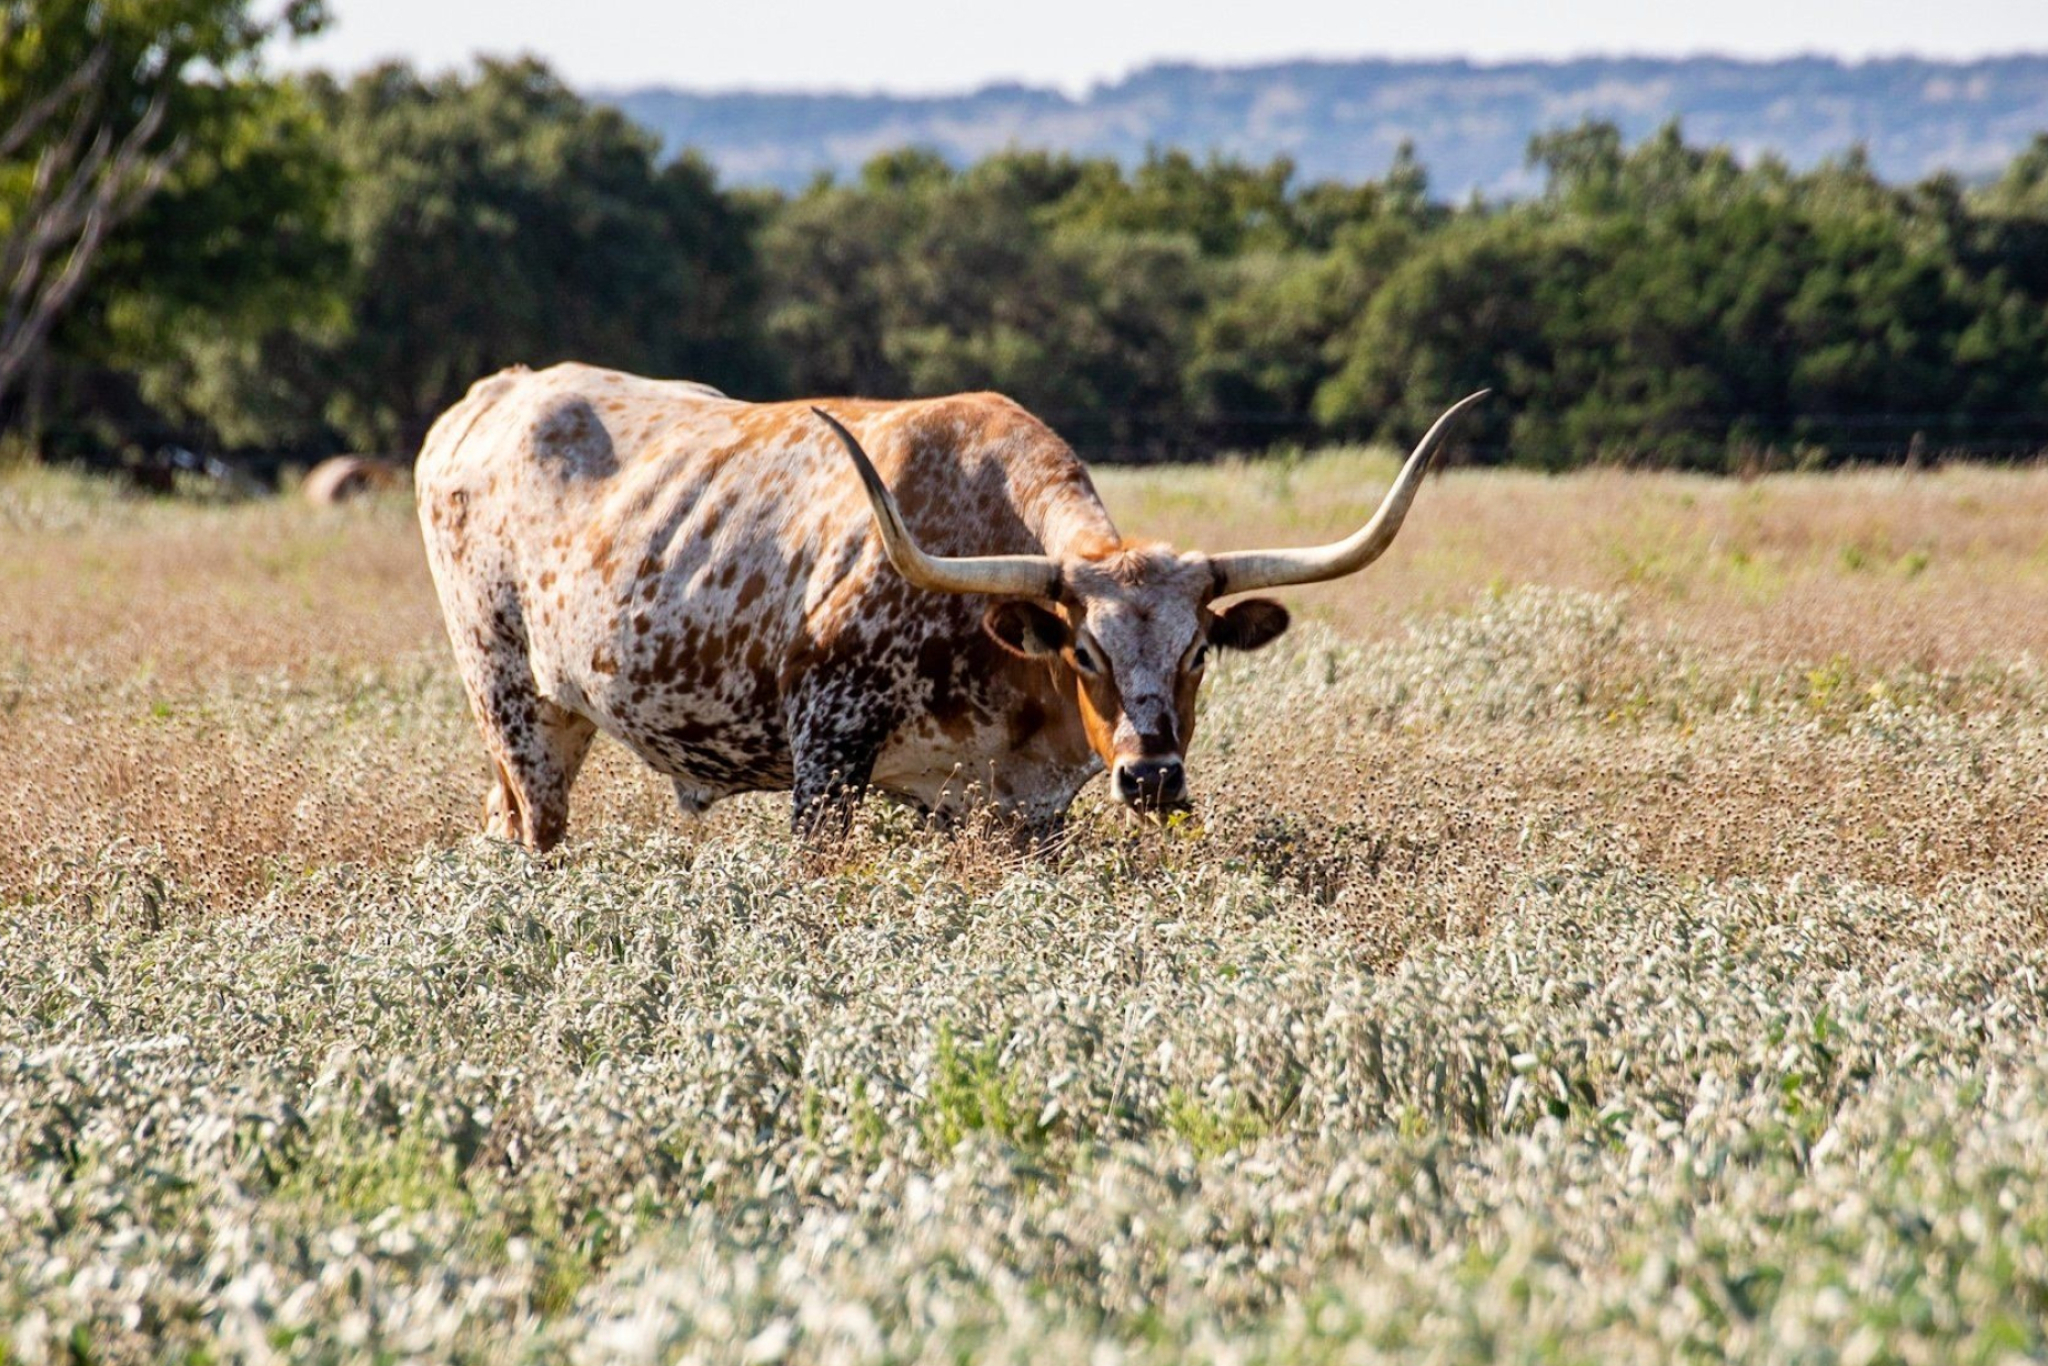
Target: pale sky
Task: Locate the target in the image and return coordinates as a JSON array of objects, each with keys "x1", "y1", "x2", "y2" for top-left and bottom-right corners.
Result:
[{"x1": 273, "y1": 0, "x2": 2048, "y2": 93}]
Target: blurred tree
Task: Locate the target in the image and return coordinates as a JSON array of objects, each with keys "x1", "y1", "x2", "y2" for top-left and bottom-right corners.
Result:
[
  {"x1": 1187, "y1": 146, "x2": 1439, "y2": 451},
  {"x1": 29, "y1": 85, "x2": 2048, "y2": 468},
  {"x1": 1051, "y1": 149, "x2": 1299, "y2": 257},
  {"x1": 1316, "y1": 121, "x2": 2048, "y2": 467},
  {"x1": 0, "y1": 0, "x2": 333, "y2": 446},
  {"x1": 755, "y1": 176, "x2": 915, "y2": 398},
  {"x1": 173, "y1": 58, "x2": 771, "y2": 455},
  {"x1": 1313, "y1": 213, "x2": 1555, "y2": 463},
  {"x1": 761, "y1": 148, "x2": 1208, "y2": 457},
  {"x1": 1527, "y1": 121, "x2": 1626, "y2": 211}
]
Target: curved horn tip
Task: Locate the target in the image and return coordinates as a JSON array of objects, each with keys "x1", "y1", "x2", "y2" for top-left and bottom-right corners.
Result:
[
  {"x1": 1204, "y1": 390, "x2": 1488, "y2": 597},
  {"x1": 811, "y1": 405, "x2": 858, "y2": 441},
  {"x1": 1427, "y1": 389, "x2": 1491, "y2": 444},
  {"x1": 1438, "y1": 389, "x2": 1491, "y2": 419},
  {"x1": 812, "y1": 406, "x2": 885, "y2": 485},
  {"x1": 810, "y1": 405, "x2": 850, "y2": 439}
]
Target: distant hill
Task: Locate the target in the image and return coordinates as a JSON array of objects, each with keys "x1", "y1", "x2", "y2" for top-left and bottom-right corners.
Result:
[{"x1": 599, "y1": 55, "x2": 2048, "y2": 195}]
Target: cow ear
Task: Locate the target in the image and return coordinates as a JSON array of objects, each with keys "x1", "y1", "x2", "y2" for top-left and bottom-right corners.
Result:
[
  {"x1": 984, "y1": 600, "x2": 1070, "y2": 658},
  {"x1": 1209, "y1": 598, "x2": 1291, "y2": 652}
]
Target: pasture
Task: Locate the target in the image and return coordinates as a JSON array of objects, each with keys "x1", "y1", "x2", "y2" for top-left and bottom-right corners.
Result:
[{"x1": 5, "y1": 451, "x2": 2048, "y2": 1361}]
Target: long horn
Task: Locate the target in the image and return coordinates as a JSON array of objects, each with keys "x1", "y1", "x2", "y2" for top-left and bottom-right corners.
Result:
[
  {"x1": 1208, "y1": 391, "x2": 1489, "y2": 596},
  {"x1": 813, "y1": 408, "x2": 1062, "y2": 599}
]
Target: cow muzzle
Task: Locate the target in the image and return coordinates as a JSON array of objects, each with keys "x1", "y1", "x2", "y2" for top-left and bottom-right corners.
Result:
[{"x1": 1111, "y1": 755, "x2": 1189, "y2": 814}]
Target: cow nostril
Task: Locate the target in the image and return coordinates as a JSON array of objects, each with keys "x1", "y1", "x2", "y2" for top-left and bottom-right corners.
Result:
[
  {"x1": 1115, "y1": 758, "x2": 1187, "y2": 807},
  {"x1": 1152, "y1": 761, "x2": 1186, "y2": 799}
]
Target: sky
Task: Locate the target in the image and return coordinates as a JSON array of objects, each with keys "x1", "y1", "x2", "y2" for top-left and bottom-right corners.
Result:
[{"x1": 272, "y1": 0, "x2": 2048, "y2": 93}]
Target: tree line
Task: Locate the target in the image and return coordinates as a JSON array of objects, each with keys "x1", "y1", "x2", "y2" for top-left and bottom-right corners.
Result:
[{"x1": 12, "y1": 0, "x2": 2048, "y2": 472}]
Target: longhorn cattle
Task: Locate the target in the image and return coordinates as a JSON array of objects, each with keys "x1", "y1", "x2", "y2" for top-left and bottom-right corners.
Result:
[{"x1": 415, "y1": 363, "x2": 1483, "y2": 849}]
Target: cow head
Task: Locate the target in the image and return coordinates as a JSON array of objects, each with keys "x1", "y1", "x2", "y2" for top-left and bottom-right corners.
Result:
[
  {"x1": 975, "y1": 551, "x2": 1288, "y2": 813},
  {"x1": 813, "y1": 393, "x2": 1486, "y2": 815}
]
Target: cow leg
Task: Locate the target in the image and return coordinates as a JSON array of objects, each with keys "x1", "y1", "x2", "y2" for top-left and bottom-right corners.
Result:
[
  {"x1": 786, "y1": 678, "x2": 895, "y2": 838},
  {"x1": 670, "y1": 779, "x2": 715, "y2": 820},
  {"x1": 460, "y1": 661, "x2": 596, "y2": 853}
]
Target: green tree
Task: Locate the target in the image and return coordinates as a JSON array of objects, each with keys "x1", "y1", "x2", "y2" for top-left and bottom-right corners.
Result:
[
  {"x1": 1186, "y1": 147, "x2": 1440, "y2": 451},
  {"x1": 175, "y1": 58, "x2": 769, "y2": 455},
  {"x1": 1051, "y1": 149, "x2": 1300, "y2": 257},
  {"x1": 759, "y1": 149, "x2": 1208, "y2": 457},
  {"x1": 0, "y1": 0, "x2": 334, "y2": 447},
  {"x1": 1318, "y1": 122, "x2": 2048, "y2": 467}
]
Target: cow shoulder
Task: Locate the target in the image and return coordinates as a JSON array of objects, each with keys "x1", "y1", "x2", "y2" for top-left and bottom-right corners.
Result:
[{"x1": 912, "y1": 392, "x2": 1119, "y2": 562}]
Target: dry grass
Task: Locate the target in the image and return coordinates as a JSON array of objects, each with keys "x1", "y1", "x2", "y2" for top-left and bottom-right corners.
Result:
[
  {"x1": 5, "y1": 453, "x2": 2048, "y2": 1361},
  {"x1": 1098, "y1": 449, "x2": 2048, "y2": 670},
  {"x1": 5, "y1": 453, "x2": 2047, "y2": 901}
]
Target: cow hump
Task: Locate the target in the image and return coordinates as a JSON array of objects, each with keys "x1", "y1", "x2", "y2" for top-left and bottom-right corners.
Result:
[{"x1": 528, "y1": 395, "x2": 617, "y2": 478}]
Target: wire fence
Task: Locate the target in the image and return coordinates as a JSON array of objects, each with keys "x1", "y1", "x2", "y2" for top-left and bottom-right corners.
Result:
[
  {"x1": 1038, "y1": 409, "x2": 2048, "y2": 466},
  {"x1": 17, "y1": 408, "x2": 2048, "y2": 479}
]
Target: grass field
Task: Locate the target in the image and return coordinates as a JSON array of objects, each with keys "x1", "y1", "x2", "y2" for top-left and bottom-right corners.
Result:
[{"x1": 5, "y1": 451, "x2": 2048, "y2": 1361}]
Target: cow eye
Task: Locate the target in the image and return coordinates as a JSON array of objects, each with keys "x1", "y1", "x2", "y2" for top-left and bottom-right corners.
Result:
[
  {"x1": 1187, "y1": 643, "x2": 1210, "y2": 673},
  {"x1": 1072, "y1": 640, "x2": 1105, "y2": 676}
]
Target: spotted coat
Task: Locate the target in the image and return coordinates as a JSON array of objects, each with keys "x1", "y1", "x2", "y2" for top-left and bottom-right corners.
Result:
[{"x1": 415, "y1": 362, "x2": 1293, "y2": 848}]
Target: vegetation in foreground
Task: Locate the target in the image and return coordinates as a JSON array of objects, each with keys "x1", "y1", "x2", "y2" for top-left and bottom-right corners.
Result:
[{"x1": 5, "y1": 457, "x2": 2048, "y2": 1360}]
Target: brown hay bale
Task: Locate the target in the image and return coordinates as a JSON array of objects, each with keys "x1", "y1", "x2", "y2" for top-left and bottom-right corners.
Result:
[{"x1": 302, "y1": 456, "x2": 406, "y2": 505}]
